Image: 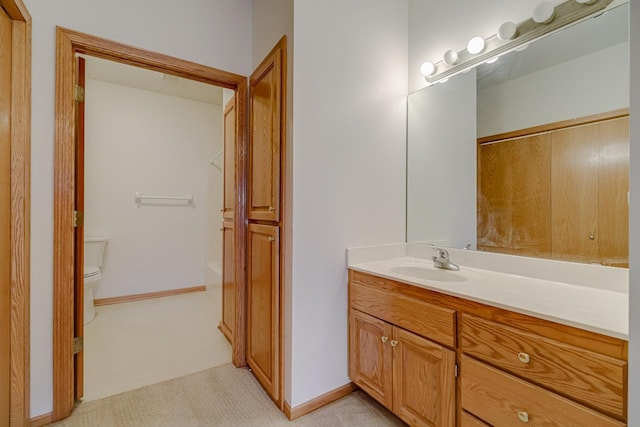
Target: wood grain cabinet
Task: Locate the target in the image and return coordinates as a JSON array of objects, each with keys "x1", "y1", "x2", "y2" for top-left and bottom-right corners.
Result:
[
  {"x1": 348, "y1": 270, "x2": 628, "y2": 427},
  {"x1": 349, "y1": 272, "x2": 456, "y2": 427},
  {"x1": 218, "y1": 220, "x2": 235, "y2": 343}
]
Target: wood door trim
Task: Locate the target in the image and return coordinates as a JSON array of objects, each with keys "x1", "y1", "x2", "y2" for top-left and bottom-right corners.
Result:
[
  {"x1": 477, "y1": 108, "x2": 629, "y2": 144},
  {"x1": 53, "y1": 27, "x2": 248, "y2": 421},
  {"x1": 94, "y1": 286, "x2": 206, "y2": 306},
  {"x1": 284, "y1": 382, "x2": 357, "y2": 420},
  {"x1": 0, "y1": 0, "x2": 31, "y2": 424}
]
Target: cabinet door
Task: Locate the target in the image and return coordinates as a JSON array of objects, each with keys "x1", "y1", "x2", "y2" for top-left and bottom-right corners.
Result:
[
  {"x1": 247, "y1": 223, "x2": 280, "y2": 404},
  {"x1": 392, "y1": 327, "x2": 456, "y2": 427},
  {"x1": 349, "y1": 309, "x2": 393, "y2": 409},
  {"x1": 248, "y1": 44, "x2": 283, "y2": 222},
  {"x1": 551, "y1": 123, "x2": 599, "y2": 263},
  {"x1": 222, "y1": 96, "x2": 236, "y2": 221},
  {"x1": 218, "y1": 220, "x2": 235, "y2": 343},
  {"x1": 478, "y1": 133, "x2": 551, "y2": 258},
  {"x1": 597, "y1": 117, "x2": 629, "y2": 267}
]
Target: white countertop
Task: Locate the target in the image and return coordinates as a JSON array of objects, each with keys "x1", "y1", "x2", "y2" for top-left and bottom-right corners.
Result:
[{"x1": 347, "y1": 245, "x2": 628, "y2": 340}]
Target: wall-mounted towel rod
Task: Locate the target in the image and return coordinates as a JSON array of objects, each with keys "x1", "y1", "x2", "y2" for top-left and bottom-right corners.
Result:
[{"x1": 135, "y1": 192, "x2": 193, "y2": 202}]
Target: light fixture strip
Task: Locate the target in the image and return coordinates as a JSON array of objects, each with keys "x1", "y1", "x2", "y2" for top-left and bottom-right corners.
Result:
[{"x1": 426, "y1": 0, "x2": 613, "y2": 84}]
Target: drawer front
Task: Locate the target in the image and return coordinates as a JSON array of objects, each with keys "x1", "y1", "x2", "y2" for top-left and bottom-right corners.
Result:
[
  {"x1": 461, "y1": 411, "x2": 490, "y2": 427},
  {"x1": 461, "y1": 355, "x2": 625, "y2": 427},
  {"x1": 350, "y1": 279, "x2": 455, "y2": 348},
  {"x1": 461, "y1": 314, "x2": 626, "y2": 419}
]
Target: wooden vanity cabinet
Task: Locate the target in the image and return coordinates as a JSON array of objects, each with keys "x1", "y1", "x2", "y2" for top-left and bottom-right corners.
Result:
[
  {"x1": 349, "y1": 271, "x2": 456, "y2": 427},
  {"x1": 348, "y1": 270, "x2": 628, "y2": 427}
]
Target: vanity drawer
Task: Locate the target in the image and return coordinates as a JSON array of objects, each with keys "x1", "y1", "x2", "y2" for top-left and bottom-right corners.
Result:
[
  {"x1": 461, "y1": 355, "x2": 625, "y2": 427},
  {"x1": 349, "y1": 277, "x2": 455, "y2": 348},
  {"x1": 461, "y1": 314, "x2": 626, "y2": 420},
  {"x1": 461, "y1": 411, "x2": 490, "y2": 427}
]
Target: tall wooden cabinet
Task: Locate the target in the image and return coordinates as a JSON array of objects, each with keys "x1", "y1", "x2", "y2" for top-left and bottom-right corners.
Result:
[
  {"x1": 478, "y1": 113, "x2": 629, "y2": 266},
  {"x1": 247, "y1": 37, "x2": 287, "y2": 407}
]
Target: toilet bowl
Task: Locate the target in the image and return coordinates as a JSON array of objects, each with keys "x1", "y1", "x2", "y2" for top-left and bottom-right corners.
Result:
[{"x1": 84, "y1": 237, "x2": 108, "y2": 325}]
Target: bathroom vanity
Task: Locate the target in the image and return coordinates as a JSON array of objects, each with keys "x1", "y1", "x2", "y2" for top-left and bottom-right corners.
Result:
[{"x1": 347, "y1": 244, "x2": 628, "y2": 426}]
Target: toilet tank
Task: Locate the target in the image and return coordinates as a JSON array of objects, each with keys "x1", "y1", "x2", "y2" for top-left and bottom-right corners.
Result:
[{"x1": 84, "y1": 236, "x2": 108, "y2": 268}]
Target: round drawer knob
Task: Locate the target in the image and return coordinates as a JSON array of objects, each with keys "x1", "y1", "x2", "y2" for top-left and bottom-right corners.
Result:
[
  {"x1": 381, "y1": 336, "x2": 389, "y2": 343},
  {"x1": 390, "y1": 340, "x2": 398, "y2": 347},
  {"x1": 517, "y1": 352, "x2": 530, "y2": 363},
  {"x1": 517, "y1": 411, "x2": 529, "y2": 423}
]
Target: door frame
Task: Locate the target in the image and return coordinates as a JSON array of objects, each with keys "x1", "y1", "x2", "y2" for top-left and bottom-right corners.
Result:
[
  {"x1": 53, "y1": 27, "x2": 248, "y2": 421},
  {"x1": 0, "y1": 0, "x2": 31, "y2": 424}
]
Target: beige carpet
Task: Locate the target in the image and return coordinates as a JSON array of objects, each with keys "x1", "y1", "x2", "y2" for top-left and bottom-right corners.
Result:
[{"x1": 51, "y1": 364, "x2": 405, "y2": 426}]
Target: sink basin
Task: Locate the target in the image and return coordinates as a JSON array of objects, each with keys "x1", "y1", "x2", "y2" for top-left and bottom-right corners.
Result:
[{"x1": 389, "y1": 266, "x2": 467, "y2": 283}]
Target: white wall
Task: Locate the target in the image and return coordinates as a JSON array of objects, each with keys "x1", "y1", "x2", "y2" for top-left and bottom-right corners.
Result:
[
  {"x1": 628, "y1": 0, "x2": 639, "y2": 423},
  {"x1": 24, "y1": 0, "x2": 252, "y2": 416},
  {"x1": 84, "y1": 79, "x2": 222, "y2": 299},
  {"x1": 291, "y1": 0, "x2": 408, "y2": 407},
  {"x1": 478, "y1": 42, "x2": 629, "y2": 137},
  {"x1": 407, "y1": 70, "x2": 477, "y2": 248}
]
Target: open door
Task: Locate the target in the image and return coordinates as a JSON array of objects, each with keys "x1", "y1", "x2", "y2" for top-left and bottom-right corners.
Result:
[{"x1": 74, "y1": 55, "x2": 86, "y2": 400}]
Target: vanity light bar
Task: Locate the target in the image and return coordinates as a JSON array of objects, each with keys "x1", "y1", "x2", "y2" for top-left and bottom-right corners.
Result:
[{"x1": 422, "y1": 0, "x2": 613, "y2": 84}]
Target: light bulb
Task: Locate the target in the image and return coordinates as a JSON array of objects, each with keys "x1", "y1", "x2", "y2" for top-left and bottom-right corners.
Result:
[
  {"x1": 467, "y1": 37, "x2": 486, "y2": 55},
  {"x1": 497, "y1": 22, "x2": 518, "y2": 41},
  {"x1": 443, "y1": 50, "x2": 459, "y2": 66},
  {"x1": 485, "y1": 57, "x2": 499, "y2": 64},
  {"x1": 533, "y1": 2, "x2": 555, "y2": 24},
  {"x1": 419, "y1": 61, "x2": 437, "y2": 77},
  {"x1": 575, "y1": 0, "x2": 597, "y2": 4}
]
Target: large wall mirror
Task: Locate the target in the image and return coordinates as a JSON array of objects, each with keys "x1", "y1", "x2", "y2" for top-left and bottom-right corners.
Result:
[{"x1": 407, "y1": 3, "x2": 629, "y2": 267}]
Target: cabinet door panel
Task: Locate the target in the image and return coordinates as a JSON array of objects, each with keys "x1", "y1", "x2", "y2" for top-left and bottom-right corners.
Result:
[
  {"x1": 218, "y1": 221, "x2": 235, "y2": 343},
  {"x1": 349, "y1": 309, "x2": 393, "y2": 409},
  {"x1": 551, "y1": 123, "x2": 599, "y2": 263},
  {"x1": 597, "y1": 117, "x2": 629, "y2": 267},
  {"x1": 247, "y1": 224, "x2": 280, "y2": 403},
  {"x1": 248, "y1": 49, "x2": 282, "y2": 222},
  {"x1": 222, "y1": 96, "x2": 236, "y2": 220},
  {"x1": 393, "y1": 327, "x2": 456, "y2": 427}
]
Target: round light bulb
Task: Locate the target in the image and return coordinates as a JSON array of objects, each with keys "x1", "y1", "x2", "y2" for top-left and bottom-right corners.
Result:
[
  {"x1": 467, "y1": 37, "x2": 486, "y2": 55},
  {"x1": 497, "y1": 22, "x2": 518, "y2": 41},
  {"x1": 485, "y1": 57, "x2": 499, "y2": 64},
  {"x1": 533, "y1": 1, "x2": 555, "y2": 24},
  {"x1": 419, "y1": 61, "x2": 437, "y2": 77},
  {"x1": 443, "y1": 50, "x2": 459, "y2": 66},
  {"x1": 575, "y1": 0, "x2": 597, "y2": 4}
]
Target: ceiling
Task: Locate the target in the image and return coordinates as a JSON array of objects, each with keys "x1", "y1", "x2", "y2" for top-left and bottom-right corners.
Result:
[
  {"x1": 83, "y1": 55, "x2": 224, "y2": 105},
  {"x1": 477, "y1": 3, "x2": 628, "y2": 90}
]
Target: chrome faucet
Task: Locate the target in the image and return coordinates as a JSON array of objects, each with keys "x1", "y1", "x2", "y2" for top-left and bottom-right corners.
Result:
[{"x1": 432, "y1": 248, "x2": 460, "y2": 271}]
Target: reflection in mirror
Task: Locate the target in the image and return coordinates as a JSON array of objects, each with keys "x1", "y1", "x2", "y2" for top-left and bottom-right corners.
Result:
[{"x1": 407, "y1": 3, "x2": 629, "y2": 267}]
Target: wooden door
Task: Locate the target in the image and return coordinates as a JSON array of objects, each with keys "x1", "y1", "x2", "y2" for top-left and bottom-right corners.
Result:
[
  {"x1": 248, "y1": 44, "x2": 283, "y2": 222},
  {"x1": 597, "y1": 117, "x2": 629, "y2": 267},
  {"x1": 0, "y1": 7, "x2": 12, "y2": 423},
  {"x1": 349, "y1": 309, "x2": 393, "y2": 409},
  {"x1": 218, "y1": 220, "x2": 235, "y2": 343},
  {"x1": 247, "y1": 223, "x2": 280, "y2": 403},
  {"x1": 551, "y1": 123, "x2": 599, "y2": 263},
  {"x1": 222, "y1": 95, "x2": 236, "y2": 221},
  {"x1": 478, "y1": 133, "x2": 551, "y2": 257},
  {"x1": 392, "y1": 327, "x2": 456, "y2": 427},
  {"x1": 74, "y1": 55, "x2": 86, "y2": 400}
]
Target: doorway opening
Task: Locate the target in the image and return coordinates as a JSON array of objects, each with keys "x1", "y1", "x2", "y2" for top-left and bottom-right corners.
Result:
[{"x1": 52, "y1": 27, "x2": 247, "y2": 421}]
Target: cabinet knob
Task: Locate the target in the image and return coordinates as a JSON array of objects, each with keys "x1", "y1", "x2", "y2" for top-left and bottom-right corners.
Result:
[
  {"x1": 517, "y1": 352, "x2": 530, "y2": 364},
  {"x1": 589, "y1": 234, "x2": 595, "y2": 240},
  {"x1": 381, "y1": 336, "x2": 389, "y2": 343},
  {"x1": 268, "y1": 206, "x2": 275, "y2": 212},
  {"x1": 390, "y1": 340, "x2": 398, "y2": 347},
  {"x1": 517, "y1": 411, "x2": 529, "y2": 423},
  {"x1": 268, "y1": 236, "x2": 275, "y2": 242}
]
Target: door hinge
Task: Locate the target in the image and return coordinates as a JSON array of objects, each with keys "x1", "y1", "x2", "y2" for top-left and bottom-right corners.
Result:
[
  {"x1": 74, "y1": 84, "x2": 85, "y2": 102},
  {"x1": 73, "y1": 211, "x2": 84, "y2": 228},
  {"x1": 454, "y1": 364, "x2": 459, "y2": 378},
  {"x1": 73, "y1": 336, "x2": 84, "y2": 354}
]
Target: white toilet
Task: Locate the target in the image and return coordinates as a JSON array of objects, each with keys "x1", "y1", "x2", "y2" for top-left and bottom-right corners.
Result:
[{"x1": 84, "y1": 236, "x2": 108, "y2": 324}]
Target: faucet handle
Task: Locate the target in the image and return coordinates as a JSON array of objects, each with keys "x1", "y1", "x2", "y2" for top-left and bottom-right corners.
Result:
[{"x1": 433, "y1": 247, "x2": 449, "y2": 258}]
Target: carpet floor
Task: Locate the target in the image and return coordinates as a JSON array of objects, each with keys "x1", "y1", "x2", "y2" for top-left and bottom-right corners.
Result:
[{"x1": 51, "y1": 364, "x2": 405, "y2": 426}]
